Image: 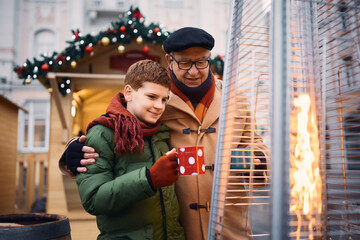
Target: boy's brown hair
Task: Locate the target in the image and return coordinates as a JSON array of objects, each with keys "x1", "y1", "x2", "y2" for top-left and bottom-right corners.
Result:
[{"x1": 124, "y1": 59, "x2": 171, "y2": 90}]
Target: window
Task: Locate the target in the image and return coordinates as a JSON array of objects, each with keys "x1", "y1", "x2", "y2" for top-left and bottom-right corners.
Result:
[
  {"x1": 338, "y1": 1, "x2": 349, "y2": 32},
  {"x1": 34, "y1": 30, "x2": 55, "y2": 57},
  {"x1": 117, "y1": 1, "x2": 124, "y2": 8},
  {"x1": 18, "y1": 100, "x2": 50, "y2": 153},
  {"x1": 93, "y1": 0, "x2": 102, "y2": 7},
  {"x1": 342, "y1": 56, "x2": 354, "y2": 87}
]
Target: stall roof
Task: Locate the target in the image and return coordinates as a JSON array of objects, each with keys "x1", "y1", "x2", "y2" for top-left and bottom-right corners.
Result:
[{"x1": 0, "y1": 95, "x2": 28, "y2": 113}]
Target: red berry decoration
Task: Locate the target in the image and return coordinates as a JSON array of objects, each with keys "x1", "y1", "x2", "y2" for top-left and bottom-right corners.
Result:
[
  {"x1": 153, "y1": 27, "x2": 160, "y2": 34},
  {"x1": 41, "y1": 63, "x2": 49, "y2": 72},
  {"x1": 56, "y1": 54, "x2": 65, "y2": 63},
  {"x1": 132, "y1": 9, "x2": 143, "y2": 19},
  {"x1": 143, "y1": 46, "x2": 149, "y2": 54},
  {"x1": 85, "y1": 45, "x2": 93, "y2": 53},
  {"x1": 15, "y1": 66, "x2": 26, "y2": 76},
  {"x1": 72, "y1": 29, "x2": 80, "y2": 41},
  {"x1": 106, "y1": 29, "x2": 117, "y2": 34},
  {"x1": 120, "y1": 26, "x2": 126, "y2": 33}
]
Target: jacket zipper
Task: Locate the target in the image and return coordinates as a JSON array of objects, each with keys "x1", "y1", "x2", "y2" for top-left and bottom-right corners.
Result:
[{"x1": 146, "y1": 137, "x2": 168, "y2": 240}]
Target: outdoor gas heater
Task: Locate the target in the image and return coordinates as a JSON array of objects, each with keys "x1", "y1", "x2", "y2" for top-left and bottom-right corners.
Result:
[{"x1": 208, "y1": 0, "x2": 360, "y2": 239}]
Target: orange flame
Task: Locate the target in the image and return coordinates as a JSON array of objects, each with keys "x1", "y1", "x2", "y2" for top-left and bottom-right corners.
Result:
[{"x1": 289, "y1": 93, "x2": 322, "y2": 240}]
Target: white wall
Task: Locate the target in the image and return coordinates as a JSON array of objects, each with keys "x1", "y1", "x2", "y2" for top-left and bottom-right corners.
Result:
[{"x1": 136, "y1": 0, "x2": 230, "y2": 56}]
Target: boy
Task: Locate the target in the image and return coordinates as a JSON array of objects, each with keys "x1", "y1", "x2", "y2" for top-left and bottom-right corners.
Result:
[{"x1": 76, "y1": 59, "x2": 185, "y2": 240}]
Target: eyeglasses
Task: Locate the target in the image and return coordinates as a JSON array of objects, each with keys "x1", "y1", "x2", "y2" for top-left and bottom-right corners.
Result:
[{"x1": 170, "y1": 54, "x2": 210, "y2": 70}]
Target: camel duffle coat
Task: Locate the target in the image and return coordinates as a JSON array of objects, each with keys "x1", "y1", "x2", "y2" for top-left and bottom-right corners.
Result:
[{"x1": 160, "y1": 79, "x2": 268, "y2": 240}]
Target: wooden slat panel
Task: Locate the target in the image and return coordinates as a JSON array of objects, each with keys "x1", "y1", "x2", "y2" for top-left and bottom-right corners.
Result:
[
  {"x1": 25, "y1": 158, "x2": 36, "y2": 212},
  {"x1": 38, "y1": 161, "x2": 45, "y2": 198},
  {"x1": 0, "y1": 97, "x2": 19, "y2": 214},
  {"x1": 16, "y1": 162, "x2": 25, "y2": 213}
]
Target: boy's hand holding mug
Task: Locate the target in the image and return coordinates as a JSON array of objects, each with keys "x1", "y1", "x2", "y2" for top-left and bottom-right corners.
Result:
[{"x1": 150, "y1": 148, "x2": 179, "y2": 189}]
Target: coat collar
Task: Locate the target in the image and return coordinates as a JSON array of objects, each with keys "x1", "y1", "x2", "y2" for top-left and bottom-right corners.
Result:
[{"x1": 165, "y1": 79, "x2": 222, "y2": 127}]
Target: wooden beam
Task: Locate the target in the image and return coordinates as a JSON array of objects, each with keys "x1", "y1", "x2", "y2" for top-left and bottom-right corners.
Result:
[
  {"x1": 48, "y1": 72, "x2": 68, "y2": 143},
  {"x1": 46, "y1": 72, "x2": 125, "y2": 80},
  {"x1": 46, "y1": 72, "x2": 125, "y2": 91},
  {"x1": 74, "y1": 79, "x2": 124, "y2": 91}
]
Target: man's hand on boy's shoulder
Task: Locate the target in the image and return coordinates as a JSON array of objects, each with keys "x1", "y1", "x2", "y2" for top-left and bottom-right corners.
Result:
[{"x1": 65, "y1": 135, "x2": 98, "y2": 175}]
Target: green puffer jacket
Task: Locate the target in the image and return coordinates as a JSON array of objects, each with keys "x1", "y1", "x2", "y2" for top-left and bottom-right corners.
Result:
[{"x1": 76, "y1": 123, "x2": 185, "y2": 240}]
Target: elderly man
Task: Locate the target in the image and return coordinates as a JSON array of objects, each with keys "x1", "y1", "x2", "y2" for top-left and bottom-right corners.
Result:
[{"x1": 60, "y1": 27, "x2": 268, "y2": 239}]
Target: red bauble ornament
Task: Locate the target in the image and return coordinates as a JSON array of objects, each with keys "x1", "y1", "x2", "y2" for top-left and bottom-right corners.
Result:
[
  {"x1": 143, "y1": 46, "x2": 150, "y2": 54},
  {"x1": 85, "y1": 45, "x2": 93, "y2": 53},
  {"x1": 153, "y1": 27, "x2": 160, "y2": 34},
  {"x1": 120, "y1": 26, "x2": 126, "y2": 33},
  {"x1": 41, "y1": 63, "x2": 49, "y2": 72}
]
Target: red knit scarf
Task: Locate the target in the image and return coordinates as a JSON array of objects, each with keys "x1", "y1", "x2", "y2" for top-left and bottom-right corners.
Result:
[
  {"x1": 86, "y1": 92, "x2": 161, "y2": 156},
  {"x1": 169, "y1": 70, "x2": 215, "y2": 122}
]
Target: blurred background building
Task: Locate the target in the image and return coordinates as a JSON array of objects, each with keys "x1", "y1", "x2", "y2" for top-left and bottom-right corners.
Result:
[{"x1": 0, "y1": 0, "x2": 229, "y2": 155}]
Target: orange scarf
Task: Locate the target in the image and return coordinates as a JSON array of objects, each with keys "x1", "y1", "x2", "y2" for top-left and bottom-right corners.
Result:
[{"x1": 170, "y1": 71, "x2": 215, "y2": 122}]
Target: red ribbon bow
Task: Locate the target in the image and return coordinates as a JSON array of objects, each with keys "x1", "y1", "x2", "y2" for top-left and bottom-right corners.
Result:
[{"x1": 132, "y1": 9, "x2": 143, "y2": 19}]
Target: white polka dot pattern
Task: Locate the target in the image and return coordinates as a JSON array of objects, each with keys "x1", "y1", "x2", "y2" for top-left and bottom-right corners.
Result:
[
  {"x1": 198, "y1": 149, "x2": 203, "y2": 157},
  {"x1": 188, "y1": 157, "x2": 195, "y2": 165},
  {"x1": 176, "y1": 146, "x2": 206, "y2": 176}
]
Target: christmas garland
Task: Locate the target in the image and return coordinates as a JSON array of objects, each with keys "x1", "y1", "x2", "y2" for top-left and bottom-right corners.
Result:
[{"x1": 13, "y1": 6, "x2": 224, "y2": 94}]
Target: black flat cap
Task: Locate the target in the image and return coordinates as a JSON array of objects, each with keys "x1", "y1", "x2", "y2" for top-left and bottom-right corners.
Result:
[{"x1": 163, "y1": 27, "x2": 215, "y2": 53}]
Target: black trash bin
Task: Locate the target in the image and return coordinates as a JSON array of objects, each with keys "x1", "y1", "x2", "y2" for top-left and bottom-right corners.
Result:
[{"x1": 0, "y1": 213, "x2": 71, "y2": 240}]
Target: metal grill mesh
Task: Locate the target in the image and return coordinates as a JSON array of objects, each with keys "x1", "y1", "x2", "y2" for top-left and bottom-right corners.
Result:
[
  {"x1": 209, "y1": 0, "x2": 272, "y2": 239},
  {"x1": 316, "y1": 0, "x2": 360, "y2": 238}
]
